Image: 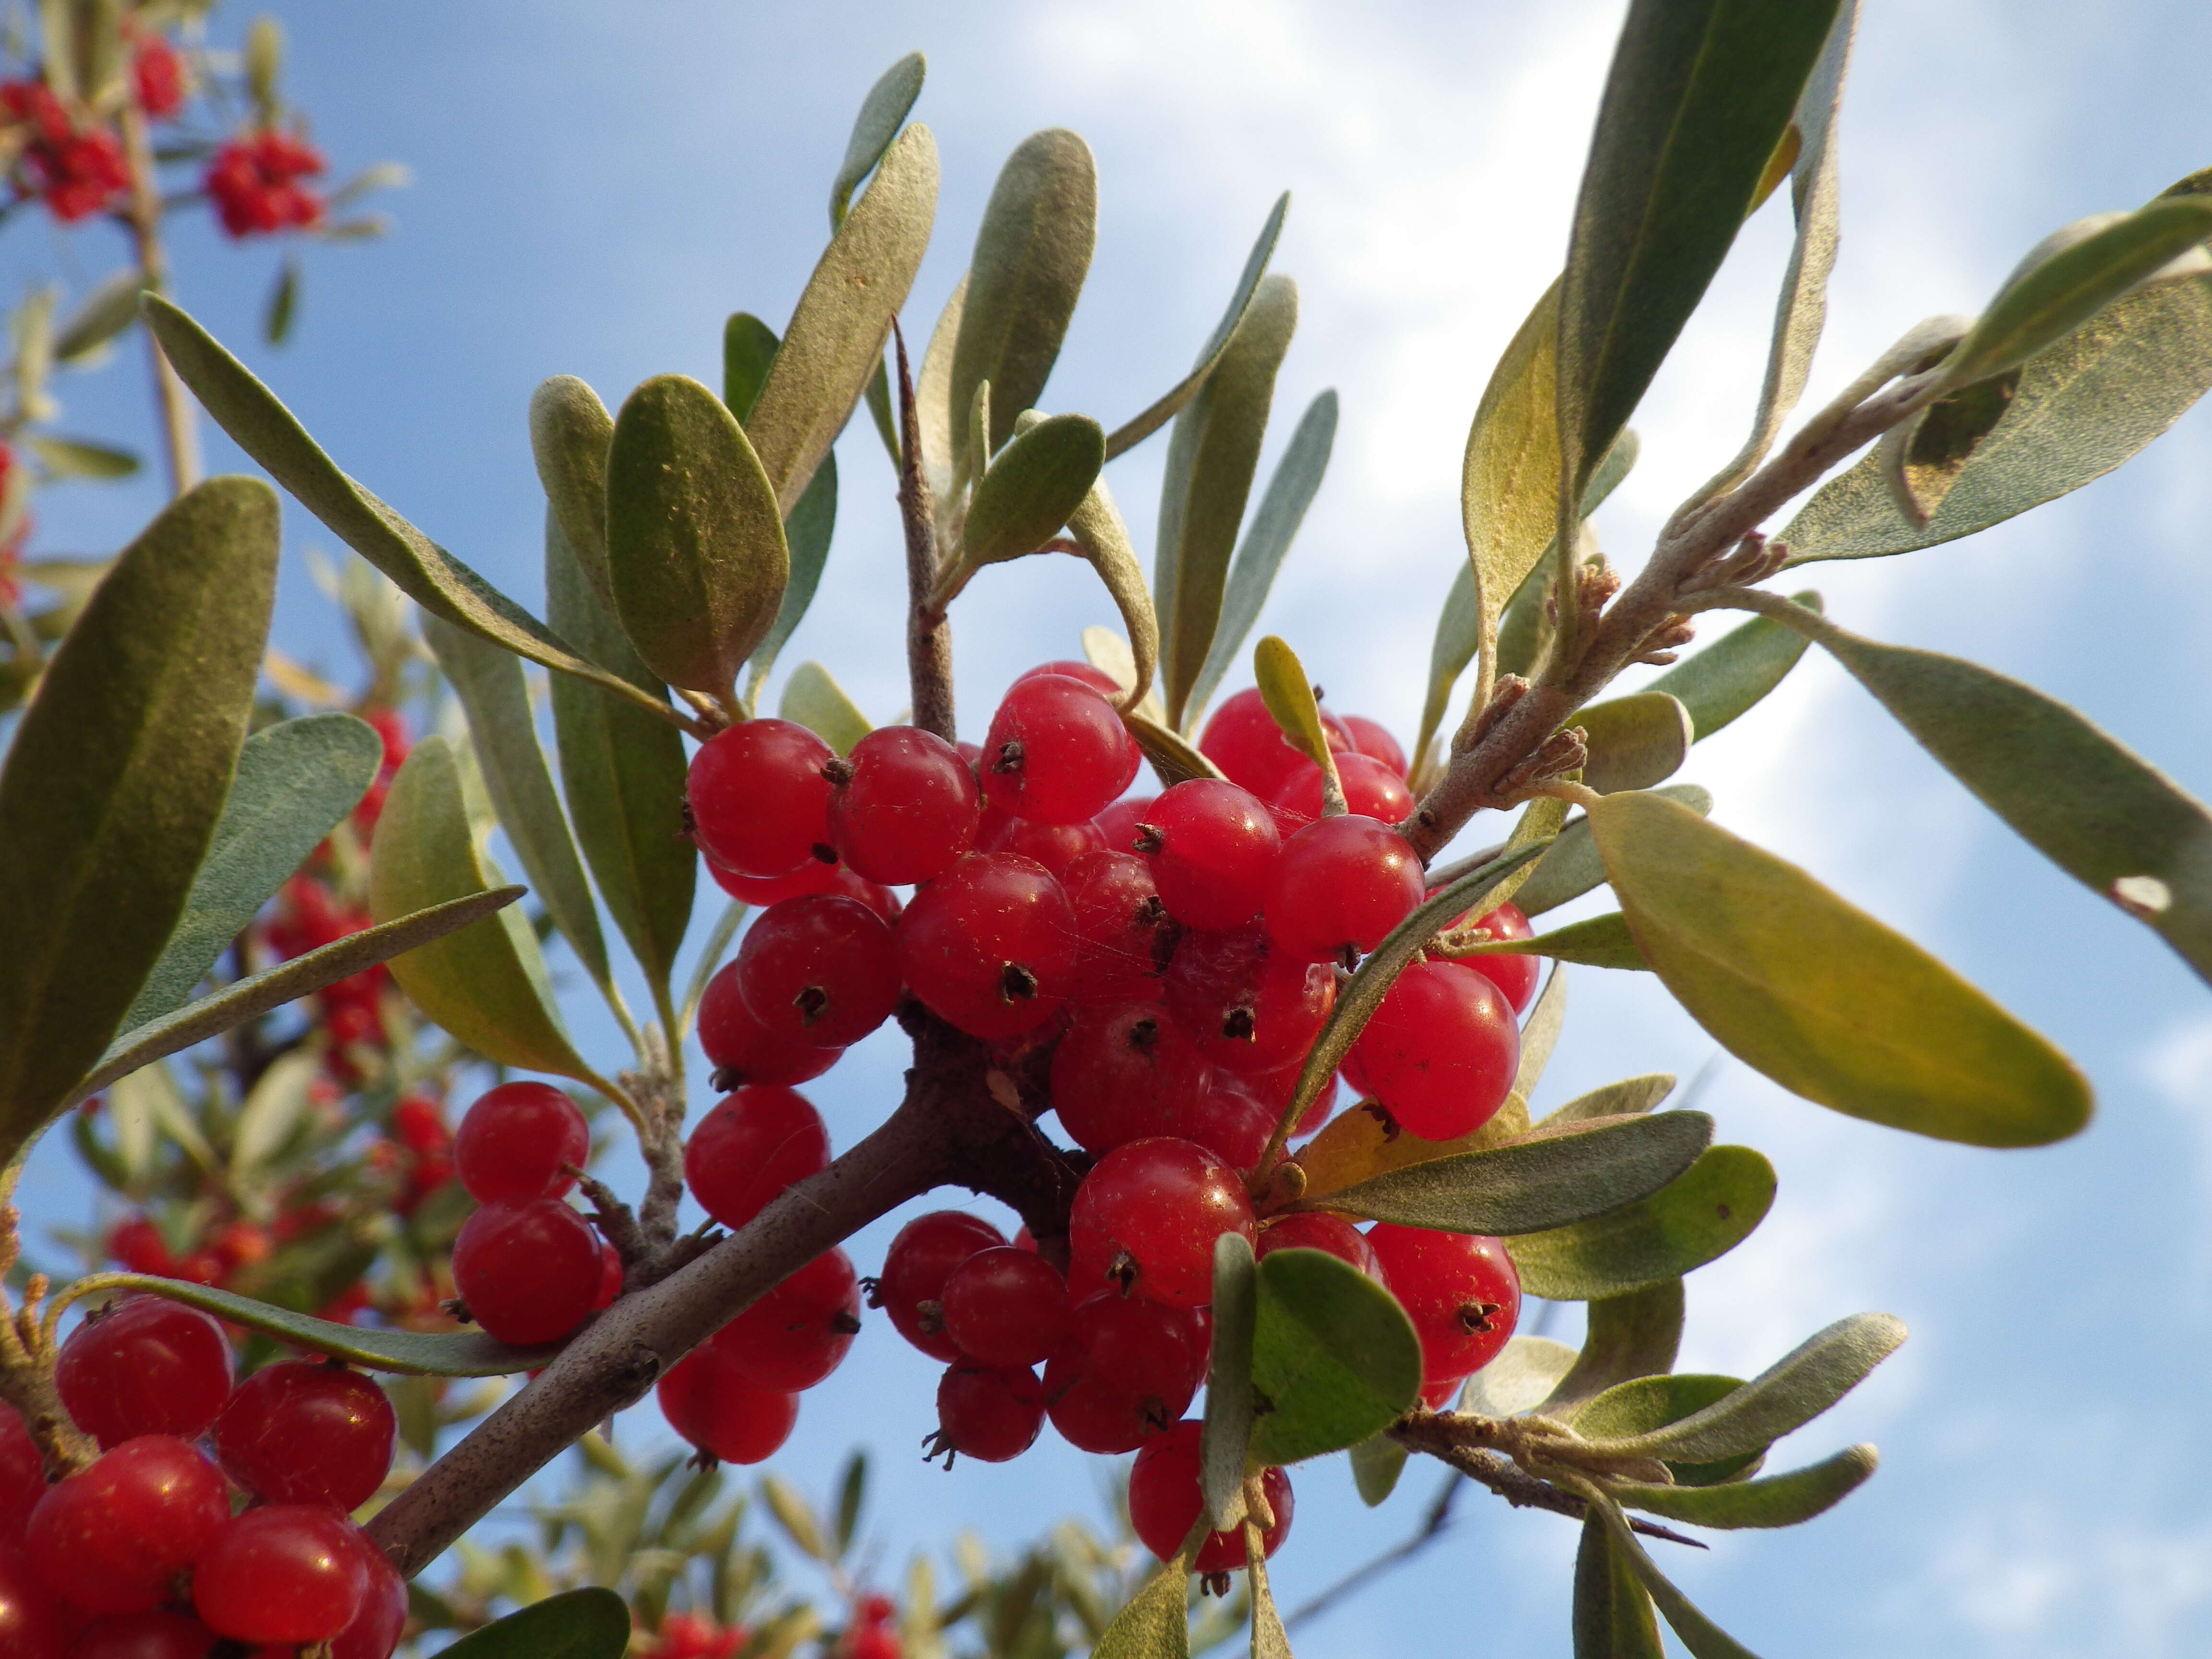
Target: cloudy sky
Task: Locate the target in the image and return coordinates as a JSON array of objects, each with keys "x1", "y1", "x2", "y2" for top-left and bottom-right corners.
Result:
[{"x1": 17, "y1": 1, "x2": 2212, "y2": 1654}]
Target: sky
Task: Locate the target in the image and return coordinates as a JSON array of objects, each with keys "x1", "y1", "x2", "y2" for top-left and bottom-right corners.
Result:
[{"x1": 14, "y1": 1, "x2": 2212, "y2": 1655}]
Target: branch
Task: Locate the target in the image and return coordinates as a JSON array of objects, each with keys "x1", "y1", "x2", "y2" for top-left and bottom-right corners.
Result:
[
  {"x1": 893, "y1": 323, "x2": 956, "y2": 743},
  {"x1": 1389, "y1": 1414, "x2": 1704, "y2": 1551}
]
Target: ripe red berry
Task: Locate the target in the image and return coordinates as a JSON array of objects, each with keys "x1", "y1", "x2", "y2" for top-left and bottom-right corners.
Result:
[
  {"x1": 0, "y1": 1407, "x2": 42, "y2": 1541},
  {"x1": 25, "y1": 1437, "x2": 228, "y2": 1614},
  {"x1": 827, "y1": 727, "x2": 980, "y2": 884},
  {"x1": 0, "y1": 1547, "x2": 67, "y2": 1659},
  {"x1": 980, "y1": 812, "x2": 1105, "y2": 878},
  {"x1": 1263, "y1": 815, "x2": 1424, "y2": 963},
  {"x1": 595, "y1": 1240, "x2": 626, "y2": 1309},
  {"x1": 1136, "y1": 780, "x2": 1279, "y2": 932},
  {"x1": 1196, "y1": 688, "x2": 1352, "y2": 800},
  {"x1": 1012, "y1": 660, "x2": 1122, "y2": 697},
  {"x1": 982, "y1": 675, "x2": 1140, "y2": 826},
  {"x1": 1041, "y1": 1293, "x2": 1205, "y2": 1453},
  {"x1": 735, "y1": 895, "x2": 902, "y2": 1049},
  {"x1": 1129, "y1": 1421, "x2": 1292, "y2": 1574},
  {"x1": 1363, "y1": 1225, "x2": 1521, "y2": 1385},
  {"x1": 333, "y1": 1540, "x2": 409, "y2": 1659},
  {"x1": 1446, "y1": 900, "x2": 1541, "y2": 1013},
  {"x1": 454, "y1": 1081, "x2": 590, "y2": 1205},
  {"x1": 67, "y1": 1610, "x2": 219, "y2": 1659},
  {"x1": 707, "y1": 853, "x2": 840, "y2": 906},
  {"x1": 656, "y1": 1346, "x2": 798, "y2": 1464},
  {"x1": 686, "y1": 719, "x2": 838, "y2": 878},
  {"x1": 931, "y1": 1359, "x2": 1046, "y2": 1463},
  {"x1": 1093, "y1": 794, "x2": 1156, "y2": 854},
  {"x1": 684, "y1": 1086, "x2": 831, "y2": 1232},
  {"x1": 715, "y1": 1249, "x2": 861, "y2": 1391},
  {"x1": 697, "y1": 964, "x2": 841, "y2": 1088},
  {"x1": 1163, "y1": 924, "x2": 1335, "y2": 1075},
  {"x1": 1176, "y1": 1079, "x2": 1274, "y2": 1172},
  {"x1": 451, "y1": 1201, "x2": 602, "y2": 1346},
  {"x1": 1340, "y1": 715, "x2": 1408, "y2": 777},
  {"x1": 939, "y1": 1247, "x2": 1069, "y2": 1367},
  {"x1": 1347, "y1": 961, "x2": 1519, "y2": 1140},
  {"x1": 1051, "y1": 1004, "x2": 1211, "y2": 1154},
  {"x1": 1214, "y1": 1064, "x2": 1338, "y2": 1138},
  {"x1": 212, "y1": 1360, "x2": 397, "y2": 1513},
  {"x1": 203, "y1": 130, "x2": 325, "y2": 238},
  {"x1": 894, "y1": 854, "x2": 1074, "y2": 1040},
  {"x1": 192, "y1": 1506, "x2": 369, "y2": 1644},
  {"x1": 1062, "y1": 850, "x2": 1177, "y2": 1004},
  {"x1": 131, "y1": 35, "x2": 187, "y2": 121},
  {"x1": 55, "y1": 1296, "x2": 231, "y2": 1450},
  {"x1": 1256, "y1": 1212, "x2": 1382, "y2": 1278},
  {"x1": 875, "y1": 1212, "x2": 1005, "y2": 1360},
  {"x1": 1269, "y1": 750, "x2": 1416, "y2": 832},
  {"x1": 1069, "y1": 1138, "x2": 1256, "y2": 1308}
]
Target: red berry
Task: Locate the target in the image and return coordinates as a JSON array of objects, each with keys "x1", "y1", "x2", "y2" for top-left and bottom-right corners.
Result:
[
  {"x1": 697, "y1": 964, "x2": 841, "y2": 1087},
  {"x1": 686, "y1": 719, "x2": 837, "y2": 878},
  {"x1": 1012, "y1": 660, "x2": 1122, "y2": 697},
  {"x1": 104, "y1": 1216, "x2": 176, "y2": 1278},
  {"x1": 454, "y1": 1081, "x2": 589, "y2": 1205},
  {"x1": 0, "y1": 1407, "x2": 42, "y2": 1541},
  {"x1": 981, "y1": 675, "x2": 1140, "y2": 826},
  {"x1": 684, "y1": 1086, "x2": 831, "y2": 1232},
  {"x1": 1163, "y1": 924, "x2": 1335, "y2": 1076},
  {"x1": 204, "y1": 130, "x2": 325, "y2": 238},
  {"x1": 66, "y1": 1611, "x2": 218, "y2": 1659},
  {"x1": 1347, "y1": 961, "x2": 1519, "y2": 1140},
  {"x1": 595, "y1": 1241, "x2": 626, "y2": 1309},
  {"x1": 1176, "y1": 1079, "x2": 1274, "y2": 1173},
  {"x1": 894, "y1": 854, "x2": 1074, "y2": 1040},
  {"x1": 1263, "y1": 815, "x2": 1424, "y2": 962},
  {"x1": 1093, "y1": 794, "x2": 1156, "y2": 854},
  {"x1": 211, "y1": 1360, "x2": 396, "y2": 1513},
  {"x1": 707, "y1": 854, "x2": 840, "y2": 905},
  {"x1": 1363, "y1": 1226, "x2": 1520, "y2": 1385},
  {"x1": 939, "y1": 1247, "x2": 1069, "y2": 1367},
  {"x1": 1041, "y1": 1293, "x2": 1205, "y2": 1453},
  {"x1": 656, "y1": 1346, "x2": 798, "y2": 1464},
  {"x1": 25, "y1": 1437, "x2": 228, "y2": 1615},
  {"x1": 1419, "y1": 1374, "x2": 1463, "y2": 1409},
  {"x1": 931, "y1": 1359, "x2": 1046, "y2": 1463},
  {"x1": 1069, "y1": 1138, "x2": 1255, "y2": 1308},
  {"x1": 451, "y1": 1201, "x2": 602, "y2": 1346},
  {"x1": 1340, "y1": 715, "x2": 1408, "y2": 778},
  {"x1": 191, "y1": 1506, "x2": 369, "y2": 1644},
  {"x1": 0, "y1": 1546, "x2": 67, "y2": 1659},
  {"x1": 827, "y1": 727, "x2": 980, "y2": 884},
  {"x1": 1269, "y1": 751, "x2": 1415, "y2": 832},
  {"x1": 1128, "y1": 1421, "x2": 1292, "y2": 1574},
  {"x1": 1256, "y1": 1212, "x2": 1382, "y2": 1278},
  {"x1": 715, "y1": 1250, "x2": 861, "y2": 1391},
  {"x1": 1215, "y1": 1064, "x2": 1338, "y2": 1138},
  {"x1": 1050, "y1": 1004, "x2": 1210, "y2": 1154},
  {"x1": 875, "y1": 1212, "x2": 1005, "y2": 1361},
  {"x1": 1137, "y1": 781, "x2": 1279, "y2": 932},
  {"x1": 1196, "y1": 688, "x2": 1352, "y2": 800},
  {"x1": 1446, "y1": 900, "x2": 1540, "y2": 1013},
  {"x1": 332, "y1": 1539, "x2": 408, "y2": 1659},
  {"x1": 980, "y1": 812, "x2": 1106, "y2": 878},
  {"x1": 1062, "y1": 850, "x2": 1177, "y2": 1005},
  {"x1": 735, "y1": 896, "x2": 901, "y2": 1049},
  {"x1": 55, "y1": 1296, "x2": 231, "y2": 1450}
]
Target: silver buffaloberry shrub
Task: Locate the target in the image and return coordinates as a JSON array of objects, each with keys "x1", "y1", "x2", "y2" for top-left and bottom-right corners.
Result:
[{"x1": 3, "y1": 3, "x2": 2212, "y2": 1657}]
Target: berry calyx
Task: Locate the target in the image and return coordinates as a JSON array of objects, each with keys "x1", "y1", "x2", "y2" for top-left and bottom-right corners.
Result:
[
  {"x1": 735, "y1": 894, "x2": 902, "y2": 1048},
  {"x1": 929, "y1": 1359, "x2": 1046, "y2": 1464},
  {"x1": 686, "y1": 719, "x2": 838, "y2": 878},
  {"x1": 1163, "y1": 924, "x2": 1335, "y2": 1075},
  {"x1": 981, "y1": 675, "x2": 1140, "y2": 826},
  {"x1": 1263, "y1": 814, "x2": 1424, "y2": 962},
  {"x1": 25, "y1": 1436, "x2": 229, "y2": 1614},
  {"x1": 54, "y1": 1295, "x2": 231, "y2": 1451},
  {"x1": 697, "y1": 964, "x2": 841, "y2": 1089},
  {"x1": 450, "y1": 1200, "x2": 603, "y2": 1346},
  {"x1": 1347, "y1": 961, "x2": 1519, "y2": 1140},
  {"x1": 211, "y1": 1359, "x2": 397, "y2": 1513},
  {"x1": 827, "y1": 727, "x2": 980, "y2": 885},
  {"x1": 1050, "y1": 1004, "x2": 1211, "y2": 1155},
  {"x1": 1068, "y1": 1138, "x2": 1255, "y2": 1309},
  {"x1": 939, "y1": 1247, "x2": 1070, "y2": 1367},
  {"x1": 1041, "y1": 1293, "x2": 1206, "y2": 1454},
  {"x1": 191, "y1": 1506, "x2": 369, "y2": 1645},
  {"x1": 1061, "y1": 850, "x2": 1178, "y2": 1004},
  {"x1": 454, "y1": 1081, "x2": 590, "y2": 1205},
  {"x1": 684, "y1": 1086, "x2": 832, "y2": 1232},
  {"x1": 894, "y1": 854, "x2": 1074, "y2": 1040},
  {"x1": 1128, "y1": 1420, "x2": 1293, "y2": 1574},
  {"x1": 1136, "y1": 780, "x2": 1280, "y2": 933},
  {"x1": 1363, "y1": 1225, "x2": 1521, "y2": 1386},
  {"x1": 875, "y1": 1212, "x2": 1006, "y2": 1361}
]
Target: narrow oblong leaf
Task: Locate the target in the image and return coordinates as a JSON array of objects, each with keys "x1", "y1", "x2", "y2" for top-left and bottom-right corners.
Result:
[
  {"x1": 1064, "y1": 481, "x2": 1162, "y2": 714},
  {"x1": 830, "y1": 52, "x2": 926, "y2": 226},
  {"x1": 1574, "y1": 1512, "x2": 1665, "y2": 1659},
  {"x1": 1248, "y1": 1247, "x2": 1422, "y2": 1467},
  {"x1": 435, "y1": 1589, "x2": 631, "y2": 1659},
  {"x1": 1291, "y1": 1095, "x2": 1532, "y2": 1205},
  {"x1": 1644, "y1": 596, "x2": 1819, "y2": 740},
  {"x1": 957, "y1": 414, "x2": 1105, "y2": 570},
  {"x1": 1082, "y1": 626, "x2": 1168, "y2": 729},
  {"x1": 1609, "y1": 1444, "x2": 1878, "y2": 1530},
  {"x1": 1246, "y1": 1537, "x2": 1293, "y2": 1659},
  {"x1": 1348, "y1": 1434, "x2": 1407, "y2": 1507},
  {"x1": 1126, "y1": 710, "x2": 1223, "y2": 789},
  {"x1": 723, "y1": 313, "x2": 781, "y2": 421},
  {"x1": 1511, "y1": 784, "x2": 1710, "y2": 917},
  {"x1": 1878, "y1": 370, "x2": 2020, "y2": 527},
  {"x1": 1506, "y1": 1145, "x2": 1776, "y2": 1300},
  {"x1": 606, "y1": 374, "x2": 790, "y2": 699},
  {"x1": 1316, "y1": 1112, "x2": 1712, "y2": 1237},
  {"x1": 1089, "y1": 1549, "x2": 1194, "y2": 1659},
  {"x1": 1199, "y1": 1234, "x2": 1258, "y2": 1532},
  {"x1": 529, "y1": 375, "x2": 616, "y2": 608},
  {"x1": 1459, "y1": 279, "x2": 1562, "y2": 701},
  {"x1": 1586, "y1": 1498, "x2": 1765, "y2": 1659},
  {"x1": 1451, "y1": 911, "x2": 1647, "y2": 972},
  {"x1": 1539, "y1": 1074, "x2": 1676, "y2": 1128},
  {"x1": 1575, "y1": 693, "x2": 1691, "y2": 794},
  {"x1": 1251, "y1": 636, "x2": 1335, "y2": 779},
  {"x1": 53, "y1": 267, "x2": 146, "y2": 363},
  {"x1": 25, "y1": 434, "x2": 137, "y2": 479},
  {"x1": 1592, "y1": 791, "x2": 2091, "y2": 1146},
  {"x1": 1459, "y1": 1335, "x2": 1580, "y2": 1418},
  {"x1": 1541, "y1": 1281, "x2": 1684, "y2": 1415},
  {"x1": 780, "y1": 662, "x2": 871, "y2": 757},
  {"x1": 0, "y1": 478, "x2": 277, "y2": 1151}
]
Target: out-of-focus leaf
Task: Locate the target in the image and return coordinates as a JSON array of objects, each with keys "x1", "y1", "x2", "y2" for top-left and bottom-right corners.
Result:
[
  {"x1": 0, "y1": 479, "x2": 277, "y2": 1156},
  {"x1": 749, "y1": 125, "x2": 938, "y2": 515},
  {"x1": 830, "y1": 52, "x2": 926, "y2": 226},
  {"x1": 434, "y1": 1589, "x2": 631, "y2": 1659},
  {"x1": 1541, "y1": 1281, "x2": 1684, "y2": 1416},
  {"x1": 1574, "y1": 1511, "x2": 1664, "y2": 1659},
  {"x1": 1460, "y1": 1336, "x2": 1580, "y2": 1417},
  {"x1": 1248, "y1": 1247, "x2": 1422, "y2": 1467},
  {"x1": 1609, "y1": 1444, "x2": 1878, "y2": 1529},
  {"x1": 1515, "y1": 951, "x2": 1568, "y2": 1097},
  {"x1": 264, "y1": 255, "x2": 300, "y2": 346},
  {"x1": 950, "y1": 129, "x2": 1095, "y2": 455},
  {"x1": 1877, "y1": 370, "x2": 2019, "y2": 526},
  {"x1": 1512, "y1": 784, "x2": 1710, "y2": 917},
  {"x1": 1348, "y1": 1434, "x2": 1407, "y2": 1507},
  {"x1": 231, "y1": 1048, "x2": 318, "y2": 1176},
  {"x1": 530, "y1": 375, "x2": 616, "y2": 609},
  {"x1": 1507, "y1": 1145, "x2": 1775, "y2": 1300},
  {"x1": 1451, "y1": 912, "x2": 1647, "y2": 972},
  {"x1": 607, "y1": 374, "x2": 789, "y2": 700},
  {"x1": 1064, "y1": 480, "x2": 1161, "y2": 713},
  {"x1": 243, "y1": 14, "x2": 281, "y2": 118},
  {"x1": 1592, "y1": 791, "x2": 2092, "y2": 1146},
  {"x1": 833, "y1": 1452, "x2": 868, "y2": 1555},
  {"x1": 1104, "y1": 193, "x2": 1288, "y2": 460},
  {"x1": 761, "y1": 1475, "x2": 829, "y2": 1561},
  {"x1": 1199, "y1": 1234, "x2": 1258, "y2": 1531},
  {"x1": 956, "y1": 413, "x2": 1104, "y2": 570},
  {"x1": 1645, "y1": 596, "x2": 1819, "y2": 740},
  {"x1": 121, "y1": 712, "x2": 380, "y2": 1030},
  {"x1": 25, "y1": 434, "x2": 138, "y2": 479},
  {"x1": 1458, "y1": 280, "x2": 1561, "y2": 710},
  {"x1": 53, "y1": 267, "x2": 145, "y2": 363},
  {"x1": 1539, "y1": 1074, "x2": 1675, "y2": 1128},
  {"x1": 1575, "y1": 693, "x2": 1691, "y2": 793},
  {"x1": 779, "y1": 662, "x2": 871, "y2": 757}
]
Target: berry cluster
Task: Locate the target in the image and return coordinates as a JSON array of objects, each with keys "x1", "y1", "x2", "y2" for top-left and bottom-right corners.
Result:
[
  {"x1": 0, "y1": 80, "x2": 128, "y2": 223},
  {"x1": 0, "y1": 1294, "x2": 404, "y2": 1658},
  {"x1": 204, "y1": 128, "x2": 327, "y2": 240}
]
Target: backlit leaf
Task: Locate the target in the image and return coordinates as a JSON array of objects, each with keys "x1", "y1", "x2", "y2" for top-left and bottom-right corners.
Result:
[
  {"x1": 1538, "y1": 1074, "x2": 1675, "y2": 1128},
  {"x1": 1200, "y1": 1234, "x2": 1258, "y2": 1531},
  {"x1": 1248, "y1": 1247, "x2": 1422, "y2": 1467},
  {"x1": 1512, "y1": 784, "x2": 1710, "y2": 917},
  {"x1": 1291, "y1": 1095, "x2": 1532, "y2": 1204},
  {"x1": 1575, "y1": 693, "x2": 1691, "y2": 794},
  {"x1": 1252, "y1": 635, "x2": 1335, "y2": 781},
  {"x1": 1459, "y1": 1335, "x2": 1580, "y2": 1417},
  {"x1": 1574, "y1": 1512, "x2": 1664, "y2": 1659},
  {"x1": 1451, "y1": 911, "x2": 1647, "y2": 972},
  {"x1": 1507, "y1": 1146, "x2": 1775, "y2": 1300},
  {"x1": 1459, "y1": 279, "x2": 1561, "y2": 709},
  {"x1": 1645, "y1": 595, "x2": 1818, "y2": 741},
  {"x1": 780, "y1": 662, "x2": 871, "y2": 757},
  {"x1": 530, "y1": 375, "x2": 616, "y2": 609},
  {"x1": 1877, "y1": 370, "x2": 2020, "y2": 526},
  {"x1": 1608, "y1": 1444, "x2": 1877, "y2": 1529},
  {"x1": 830, "y1": 53, "x2": 926, "y2": 226},
  {"x1": 1541, "y1": 1281, "x2": 1684, "y2": 1416}
]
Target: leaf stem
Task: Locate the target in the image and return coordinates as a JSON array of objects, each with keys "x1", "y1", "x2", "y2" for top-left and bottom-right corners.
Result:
[{"x1": 893, "y1": 322, "x2": 956, "y2": 742}]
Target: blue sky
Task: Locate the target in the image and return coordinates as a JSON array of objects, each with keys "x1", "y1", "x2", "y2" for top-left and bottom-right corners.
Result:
[{"x1": 16, "y1": 2, "x2": 2212, "y2": 1654}]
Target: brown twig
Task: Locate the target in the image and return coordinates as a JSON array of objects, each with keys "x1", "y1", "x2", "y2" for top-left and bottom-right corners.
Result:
[
  {"x1": 0, "y1": 1208, "x2": 97, "y2": 1479},
  {"x1": 892, "y1": 323, "x2": 955, "y2": 742},
  {"x1": 116, "y1": 104, "x2": 201, "y2": 498}
]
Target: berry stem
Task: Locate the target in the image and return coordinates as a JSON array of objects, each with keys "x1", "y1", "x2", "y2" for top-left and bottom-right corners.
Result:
[
  {"x1": 0, "y1": 1204, "x2": 98, "y2": 1480},
  {"x1": 892, "y1": 321, "x2": 957, "y2": 743},
  {"x1": 116, "y1": 102, "x2": 202, "y2": 499}
]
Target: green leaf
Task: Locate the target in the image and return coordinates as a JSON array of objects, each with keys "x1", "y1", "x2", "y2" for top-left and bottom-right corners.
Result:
[
  {"x1": 833, "y1": 1452, "x2": 868, "y2": 1555},
  {"x1": 1508, "y1": 1146, "x2": 1775, "y2": 1301},
  {"x1": 1060, "y1": 482, "x2": 1164, "y2": 715},
  {"x1": 422, "y1": 616, "x2": 613, "y2": 991},
  {"x1": 1541, "y1": 1281, "x2": 1684, "y2": 1416},
  {"x1": 1452, "y1": 912, "x2": 1647, "y2": 972},
  {"x1": 747, "y1": 453, "x2": 837, "y2": 707},
  {"x1": 1574, "y1": 1511, "x2": 1665, "y2": 1659},
  {"x1": 53, "y1": 267, "x2": 146, "y2": 363},
  {"x1": 722, "y1": 313, "x2": 781, "y2": 422},
  {"x1": 1459, "y1": 1335, "x2": 1581, "y2": 1417},
  {"x1": 1248, "y1": 1247, "x2": 1422, "y2": 1467},
  {"x1": 70, "y1": 890, "x2": 523, "y2": 1109},
  {"x1": 120, "y1": 713, "x2": 381, "y2": 1030},
  {"x1": 761, "y1": 1474, "x2": 829, "y2": 1561},
  {"x1": 1575, "y1": 693, "x2": 1690, "y2": 794},
  {"x1": 1105, "y1": 193, "x2": 1288, "y2": 461},
  {"x1": 0, "y1": 478, "x2": 278, "y2": 1155},
  {"x1": 546, "y1": 514, "x2": 697, "y2": 995},
  {"x1": 779, "y1": 661, "x2": 871, "y2": 757},
  {"x1": 1609, "y1": 1444, "x2": 1878, "y2": 1529},
  {"x1": 1459, "y1": 279, "x2": 1562, "y2": 704},
  {"x1": 530, "y1": 375, "x2": 617, "y2": 610},
  {"x1": 1573, "y1": 1373, "x2": 1763, "y2": 1486},
  {"x1": 949, "y1": 129, "x2": 1096, "y2": 456},
  {"x1": 67, "y1": 1273, "x2": 564, "y2": 1376},
  {"x1": 1783, "y1": 273, "x2": 2212, "y2": 563},
  {"x1": 1538, "y1": 1074, "x2": 1676, "y2": 1128},
  {"x1": 435, "y1": 1589, "x2": 631, "y2": 1659},
  {"x1": 1251, "y1": 635, "x2": 1336, "y2": 784},
  {"x1": 1199, "y1": 1233, "x2": 1258, "y2": 1531},
  {"x1": 1511, "y1": 784, "x2": 1710, "y2": 917},
  {"x1": 606, "y1": 374, "x2": 790, "y2": 700},
  {"x1": 1089, "y1": 1551, "x2": 1193, "y2": 1659},
  {"x1": 957, "y1": 414, "x2": 1105, "y2": 570},
  {"x1": 830, "y1": 52, "x2": 926, "y2": 227},
  {"x1": 1583, "y1": 1312, "x2": 1906, "y2": 1465},
  {"x1": 1316, "y1": 1112, "x2": 1711, "y2": 1236},
  {"x1": 24, "y1": 433, "x2": 138, "y2": 479},
  {"x1": 264, "y1": 255, "x2": 300, "y2": 347},
  {"x1": 368, "y1": 736, "x2": 598, "y2": 1082},
  {"x1": 1878, "y1": 371, "x2": 2020, "y2": 527},
  {"x1": 1246, "y1": 1541, "x2": 1292, "y2": 1659},
  {"x1": 1645, "y1": 595, "x2": 1819, "y2": 740},
  {"x1": 1591, "y1": 790, "x2": 2091, "y2": 1146},
  {"x1": 1348, "y1": 1434, "x2": 1407, "y2": 1507},
  {"x1": 749, "y1": 124, "x2": 938, "y2": 516},
  {"x1": 1585, "y1": 1498, "x2": 1764, "y2": 1659},
  {"x1": 1156, "y1": 274, "x2": 1298, "y2": 730},
  {"x1": 1186, "y1": 390, "x2": 1337, "y2": 724},
  {"x1": 1127, "y1": 709, "x2": 1222, "y2": 789},
  {"x1": 1558, "y1": 0, "x2": 1843, "y2": 500}
]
